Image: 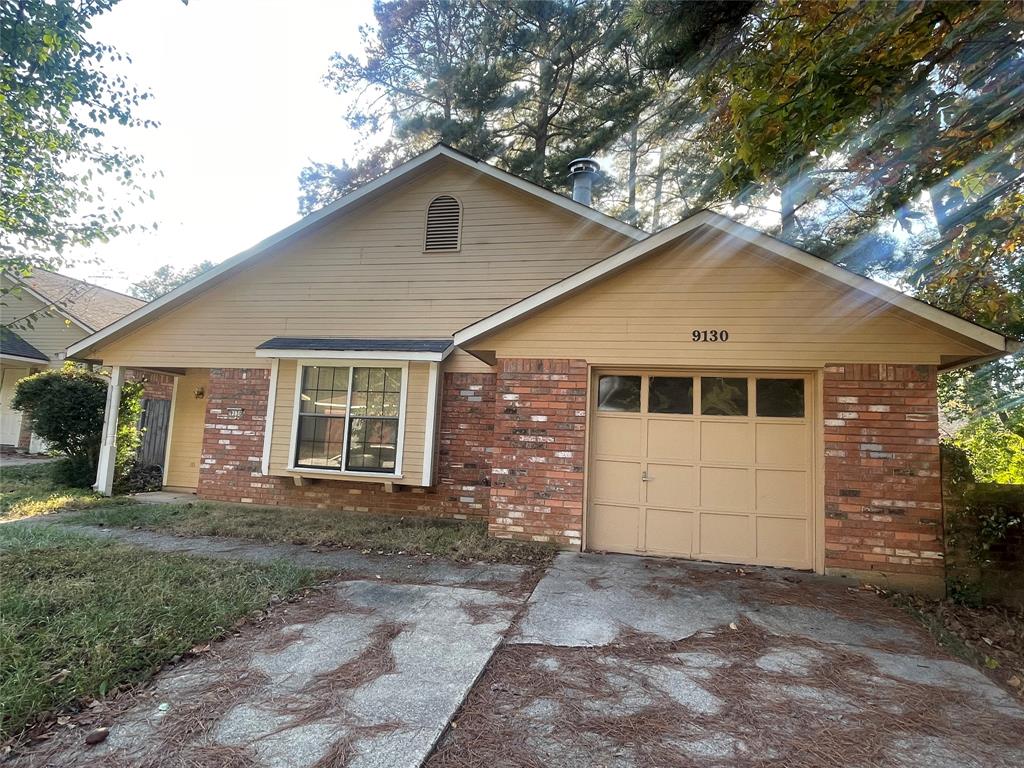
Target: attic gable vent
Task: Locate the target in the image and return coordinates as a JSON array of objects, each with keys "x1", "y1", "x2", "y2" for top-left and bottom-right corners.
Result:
[{"x1": 424, "y1": 195, "x2": 462, "y2": 252}]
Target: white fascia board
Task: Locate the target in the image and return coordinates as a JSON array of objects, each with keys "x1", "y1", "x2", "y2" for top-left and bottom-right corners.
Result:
[
  {"x1": 454, "y1": 210, "x2": 1009, "y2": 353},
  {"x1": 67, "y1": 145, "x2": 645, "y2": 360},
  {"x1": 254, "y1": 346, "x2": 453, "y2": 362},
  {"x1": 0, "y1": 353, "x2": 50, "y2": 365}
]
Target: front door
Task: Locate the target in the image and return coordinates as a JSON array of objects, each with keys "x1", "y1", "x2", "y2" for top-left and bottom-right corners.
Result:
[{"x1": 586, "y1": 370, "x2": 814, "y2": 569}]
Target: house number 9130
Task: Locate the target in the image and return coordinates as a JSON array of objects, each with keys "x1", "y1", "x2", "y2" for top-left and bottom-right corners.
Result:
[{"x1": 692, "y1": 329, "x2": 729, "y2": 342}]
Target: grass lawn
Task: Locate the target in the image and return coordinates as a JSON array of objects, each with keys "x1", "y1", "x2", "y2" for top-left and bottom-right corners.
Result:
[
  {"x1": 0, "y1": 462, "x2": 126, "y2": 521},
  {"x1": 0, "y1": 524, "x2": 320, "y2": 740},
  {"x1": 70, "y1": 501, "x2": 558, "y2": 564}
]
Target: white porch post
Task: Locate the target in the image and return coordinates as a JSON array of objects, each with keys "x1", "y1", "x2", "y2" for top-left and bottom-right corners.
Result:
[{"x1": 94, "y1": 365, "x2": 125, "y2": 496}]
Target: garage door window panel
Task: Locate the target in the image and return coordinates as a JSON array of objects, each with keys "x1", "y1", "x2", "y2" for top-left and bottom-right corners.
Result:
[
  {"x1": 700, "y1": 377, "x2": 749, "y2": 416},
  {"x1": 649, "y1": 377, "x2": 693, "y2": 414},
  {"x1": 756, "y1": 378, "x2": 805, "y2": 417},
  {"x1": 597, "y1": 375, "x2": 641, "y2": 412}
]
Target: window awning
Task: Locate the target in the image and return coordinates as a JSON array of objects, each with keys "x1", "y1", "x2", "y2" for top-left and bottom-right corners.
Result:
[{"x1": 254, "y1": 337, "x2": 453, "y2": 362}]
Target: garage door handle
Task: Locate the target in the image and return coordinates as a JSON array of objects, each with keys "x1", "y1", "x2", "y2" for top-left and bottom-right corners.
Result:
[{"x1": 641, "y1": 471, "x2": 649, "y2": 482}]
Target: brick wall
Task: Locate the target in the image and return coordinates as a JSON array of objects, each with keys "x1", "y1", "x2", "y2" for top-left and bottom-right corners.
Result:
[
  {"x1": 126, "y1": 369, "x2": 175, "y2": 401},
  {"x1": 195, "y1": 368, "x2": 495, "y2": 520},
  {"x1": 489, "y1": 358, "x2": 588, "y2": 546},
  {"x1": 823, "y1": 363, "x2": 944, "y2": 593}
]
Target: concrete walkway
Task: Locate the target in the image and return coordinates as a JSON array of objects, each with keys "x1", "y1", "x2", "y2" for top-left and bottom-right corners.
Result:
[
  {"x1": 0, "y1": 454, "x2": 59, "y2": 469},
  {"x1": 16, "y1": 524, "x2": 531, "y2": 768},
  {"x1": 59, "y1": 522, "x2": 532, "y2": 594}
]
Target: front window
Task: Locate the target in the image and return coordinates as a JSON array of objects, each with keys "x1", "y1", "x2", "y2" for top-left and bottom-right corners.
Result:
[{"x1": 294, "y1": 365, "x2": 403, "y2": 473}]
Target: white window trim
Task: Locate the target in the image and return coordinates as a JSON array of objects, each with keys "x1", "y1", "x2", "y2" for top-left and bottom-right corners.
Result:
[
  {"x1": 260, "y1": 358, "x2": 280, "y2": 475},
  {"x1": 421, "y1": 361, "x2": 441, "y2": 485},
  {"x1": 286, "y1": 358, "x2": 408, "y2": 479}
]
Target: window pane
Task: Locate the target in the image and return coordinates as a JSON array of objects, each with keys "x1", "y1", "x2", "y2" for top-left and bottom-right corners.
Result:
[
  {"x1": 368, "y1": 368, "x2": 386, "y2": 392},
  {"x1": 345, "y1": 418, "x2": 398, "y2": 472},
  {"x1": 383, "y1": 392, "x2": 400, "y2": 417},
  {"x1": 295, "y1": 415, "x2": 343, "y2": 468},
  {"x1": 701, "y1": 377, "x2": 748, "y2": 416},
  {"x1": 300, "y1": 366, "x2": 348, "y2": 416},
  {"x1": 757, "y1": 379, "x2": 805, "y2": 417},
  {"x1": 352, "y1": 368, "x2": 369, "y2": 390},
  {"x1": 597, "y1": 375, "x2": 640, "y2": 412},
  {"x1": 649, "y1": 377, "x2": 693, "y2": 414},
  {"x1": 385, "y1": 369, "x2": 402, "y2": 392},
  {"x1": 349, "y1": 390, "x2": 367, "y2": 414},
  {"x1": 333, "y1": 368, "x2": 349, "y2": 390}
]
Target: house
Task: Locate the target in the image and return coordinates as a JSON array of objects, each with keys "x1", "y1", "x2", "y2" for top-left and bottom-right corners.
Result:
[
  {"x1": 0, "y1": 270, "x2": 149, "y2": 451},
  {"x1": 66, "y1": 145, "x2": 1015, "y2": 594}
]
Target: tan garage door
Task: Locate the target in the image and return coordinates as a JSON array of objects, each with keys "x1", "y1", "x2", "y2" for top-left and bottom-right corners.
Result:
[{"x1": 587, "y1": 371, "x2": 814, "y2": 570}]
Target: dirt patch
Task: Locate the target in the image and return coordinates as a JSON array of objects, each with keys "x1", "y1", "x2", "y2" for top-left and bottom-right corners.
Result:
[
  {"x1": 427, "y1": 620, "x2": 1022, "y2": 768},
  {"x1": 892, "y1": 592, "x2": 1024, "y2": 700}
]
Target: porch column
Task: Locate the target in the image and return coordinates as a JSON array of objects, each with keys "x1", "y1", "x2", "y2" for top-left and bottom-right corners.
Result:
[{"x1": 94, "y1": 365, "x2": 125, "y2": 496}]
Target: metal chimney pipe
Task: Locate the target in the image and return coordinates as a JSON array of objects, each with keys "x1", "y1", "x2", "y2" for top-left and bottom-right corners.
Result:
[{"x1": 568, "y1": 157, "x2": 600, "y2": 206}]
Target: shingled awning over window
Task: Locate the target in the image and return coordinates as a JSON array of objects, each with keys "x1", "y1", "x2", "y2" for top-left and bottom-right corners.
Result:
[{"x1": 255, "y1": 337, "x2": 453, "y2": 361}]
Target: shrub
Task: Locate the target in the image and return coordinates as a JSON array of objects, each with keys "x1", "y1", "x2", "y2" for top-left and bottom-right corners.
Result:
[{"x1": 11, "y1": 365, "x2": 144, "y2": 489}]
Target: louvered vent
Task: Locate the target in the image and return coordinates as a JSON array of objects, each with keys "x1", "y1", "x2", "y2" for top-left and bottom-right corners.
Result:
[{"x1": 424, "y1": 195, "x2": 462, "y2": 251}]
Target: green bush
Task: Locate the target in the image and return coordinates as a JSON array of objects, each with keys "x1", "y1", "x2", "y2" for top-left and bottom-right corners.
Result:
[
  {"x1": 11, "y1": 365, "x2": 143, "y2": 489},
  {"x1": 963, "y1": 484, "x2": 1024, "y2": 558}
]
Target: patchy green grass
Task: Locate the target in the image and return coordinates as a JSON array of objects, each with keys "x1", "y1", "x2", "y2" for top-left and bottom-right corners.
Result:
[
  {"x1": 0, "y1": 462, "x2": 125, "y2": 521},
  {"x1": 70, "y1": 501, "x2": 558, "y2": 565},
  {"x1": 0, "y1": 524, "x2": 320, "y2": 739}
]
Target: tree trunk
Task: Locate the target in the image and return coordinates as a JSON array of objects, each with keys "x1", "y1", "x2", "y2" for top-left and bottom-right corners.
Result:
[
  {"x1": 626, "y1": 125, "x2": 639, "y2": 222},
  {"x1": 652, "y1": 149, "x2": 665, "y2": 231}
]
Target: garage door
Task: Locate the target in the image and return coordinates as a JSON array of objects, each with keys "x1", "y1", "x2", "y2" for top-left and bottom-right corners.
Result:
[{"x1": 587, "y1": 371, "x2": 814, "y2": 570}]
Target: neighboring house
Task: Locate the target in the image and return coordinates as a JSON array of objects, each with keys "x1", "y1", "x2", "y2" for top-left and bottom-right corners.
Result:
[
  {"x1": 66, "y1": 145, "x2": 1015, "y2": 595},
  {"x1": 0, "y1": 269, "x2": 168, "y2": 454}
]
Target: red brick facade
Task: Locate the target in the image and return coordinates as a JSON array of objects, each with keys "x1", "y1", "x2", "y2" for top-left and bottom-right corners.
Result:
[
  {"x1": 195, "y1": 368, "x2": 495, "y2": 521},
  {"x1": 823, "y1": 363, "x2": 944, "y2": 592},
  {"x1": 126, "y1": 369, "x2": 175, "y2": 401},
  {"x1": 488, "y1": 358, "x2": 588, "y2": 546},
  {"x1": 186, "y1": 360, "x2": 949, "y2": 589}
]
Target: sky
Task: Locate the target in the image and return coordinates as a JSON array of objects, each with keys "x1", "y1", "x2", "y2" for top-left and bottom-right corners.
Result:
[{"x1": 65, "y1": 0, "x2": 377, "y2": 293}]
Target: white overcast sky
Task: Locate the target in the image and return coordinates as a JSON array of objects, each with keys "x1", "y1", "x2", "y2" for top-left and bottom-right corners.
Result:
[{"x1": 65, "y1": 0, "x2": 376, "y2": 292}]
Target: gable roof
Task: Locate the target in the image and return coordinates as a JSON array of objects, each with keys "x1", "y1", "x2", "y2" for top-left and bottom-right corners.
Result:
[
  {"x1": 0, "y1": 327, "x2": 49, "y2": 363},
  {"x1": 67, "y1": 144, "x2": 647, "y2": 360},
  {"x1": 453, "y1": 210, "x2": 1011, "y2": 356},
  {"x1": 9, "y1": 269, "x2": 144, "y2": 333}
]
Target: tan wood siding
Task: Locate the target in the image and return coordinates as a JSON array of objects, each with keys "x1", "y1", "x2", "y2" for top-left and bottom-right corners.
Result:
[
  {"x1": 478, "y1": 234, "x2": 986, "y2": 366},
  {"x1": 268, "y1": 359, "x2": 429, "y2": 486},
  {"x1": 90, "y1": 160, "x2": 634, "y2": 370},
  {"x1": 164, "y1": 369, "x2": 209, "y2": 490}
]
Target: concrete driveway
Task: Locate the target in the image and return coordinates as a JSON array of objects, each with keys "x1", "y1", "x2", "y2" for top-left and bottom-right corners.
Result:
[
  {"x1": 20, "y1": 545, "x2": 1023, "y2": 768},
  {"x1": 429, "y1": 552, "x2": 1024, "y2": 768}
]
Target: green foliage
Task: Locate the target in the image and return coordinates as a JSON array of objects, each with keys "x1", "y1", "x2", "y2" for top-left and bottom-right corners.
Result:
[
  {"x1": 950, "y1": 416, "x2": 1024, "y2": 485},
  {"x1": 128, "y1": 260, "x2": 216, "y2": 301},
  {"x1": 0, "y1": 0, "x2": 162, "y2": 273},
  {"x1": 0, "y1": 524, "x2": 318, "y2": 738},
  {"x1": 10, "y1": 365, "x2": 145, "y2": 489},
  {"x1": 112, "y1": 379, "x2": 143, "y2": 492},
  {"x1": 10, "y1": 365, "x2": 107, "y2": 469},
  {"x1": 962, "y1": 484, "x2": 1024, "y2": 559}
]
